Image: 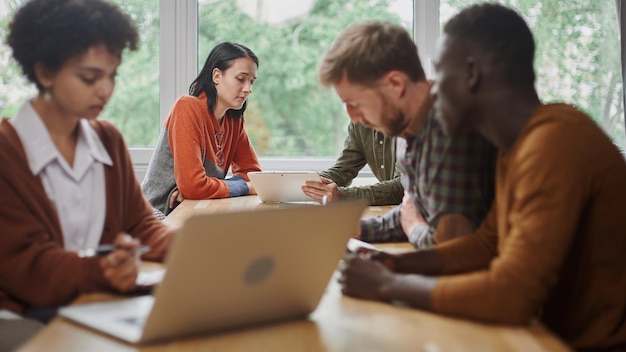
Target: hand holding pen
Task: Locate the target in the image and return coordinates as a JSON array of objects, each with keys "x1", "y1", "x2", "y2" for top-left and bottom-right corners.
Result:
[{"x1": 83, "y1": 233, "x2": 147, "y2": 293}]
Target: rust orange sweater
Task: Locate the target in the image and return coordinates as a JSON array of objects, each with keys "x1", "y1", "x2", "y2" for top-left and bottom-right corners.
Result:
[
  {"x1": 142, "y1": 93, "x2": 261, "y2": 214},
  {"x1": 431, "y1": 104, "x2": 626, "y2": 350}
]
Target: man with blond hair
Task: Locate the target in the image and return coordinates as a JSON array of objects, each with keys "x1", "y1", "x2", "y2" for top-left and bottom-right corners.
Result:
[
  {"x1": 339, "y1": 4, "x2": 626, "y2": 350},
  {"x1": 313, "y1": 20, "x2": 496, "y2": 248}
]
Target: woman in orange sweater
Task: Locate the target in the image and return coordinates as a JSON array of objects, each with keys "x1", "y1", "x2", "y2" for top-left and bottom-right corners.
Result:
[{"x1": 142, "y1": 43, "x2": 262, "y2": 215}]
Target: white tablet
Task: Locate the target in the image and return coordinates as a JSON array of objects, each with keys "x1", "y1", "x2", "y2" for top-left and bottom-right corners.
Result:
[{"x1": 248, "y1": 171, "x2": 321, "y2": 203}]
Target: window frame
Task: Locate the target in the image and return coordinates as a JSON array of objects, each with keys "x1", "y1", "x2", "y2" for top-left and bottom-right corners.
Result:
[{"x1": 131, "y1": 0, "x2": 436, "y2": 180}]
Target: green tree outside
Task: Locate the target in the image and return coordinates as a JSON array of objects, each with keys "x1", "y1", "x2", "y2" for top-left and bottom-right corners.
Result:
[
  {"x1": 197, "y1": 0, "x2": 409, "y2": 156},
  {"x1": 443, "y1": 0, "x2": 625, "y2": 148},
  {"x1": 1, "y1": 0, "x2": 624, "y2": 153}
]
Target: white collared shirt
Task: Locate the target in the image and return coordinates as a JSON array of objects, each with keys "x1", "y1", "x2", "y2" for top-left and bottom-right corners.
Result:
[{"x1": 9, "y1": 101, "x2": 112, "y2": 251}]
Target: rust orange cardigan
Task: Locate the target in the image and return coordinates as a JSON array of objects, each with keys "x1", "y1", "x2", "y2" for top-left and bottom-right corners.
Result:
[{"x1": 0, "y1": 119, "x2": 174, "y2": 314}]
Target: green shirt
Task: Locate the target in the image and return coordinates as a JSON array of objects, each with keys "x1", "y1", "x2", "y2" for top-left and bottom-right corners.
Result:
[{"x1": 319, "y1": 123, "x2": 403, "y2": 205}]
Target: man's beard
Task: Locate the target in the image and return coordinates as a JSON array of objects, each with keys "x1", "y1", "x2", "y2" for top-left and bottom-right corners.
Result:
[{"x1": 380, "y1": 95, "x2": 407, "y2": 137}]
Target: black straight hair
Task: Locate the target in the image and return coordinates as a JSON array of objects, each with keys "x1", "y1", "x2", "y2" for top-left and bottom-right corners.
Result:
[{"x1": 189, "y1": 42, "x2": 259, "y2": 119}]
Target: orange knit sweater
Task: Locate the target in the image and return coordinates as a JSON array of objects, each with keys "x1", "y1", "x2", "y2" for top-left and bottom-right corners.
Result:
[{"x1": 142, "y1": 93, "x2": 261, "y2": 213}]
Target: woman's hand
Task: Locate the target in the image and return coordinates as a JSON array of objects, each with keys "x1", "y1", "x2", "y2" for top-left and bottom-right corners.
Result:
[
  {"x1": 100, "y1": 233, "x2": 142, "y2": 292},
  {"x1": 168, "y1": 189, "x2": 184, "y2": 209},
  {"x1": 246, "y1": 182, "x2": 257, "y2": 195}
]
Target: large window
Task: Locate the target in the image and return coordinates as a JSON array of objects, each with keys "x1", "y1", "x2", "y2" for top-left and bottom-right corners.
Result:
[
  {"x1": 0, "y1": 1, "x2": 36, "y2": 120},
  {"x1": 1, "y1": 0, "x2": 624, "y2": 168},
  {"x1": 440, "y1": 0, "x2": 624, "y2": 149},
  {"x1": 197, "y1": 0, "x2": 413, "y2": 157},
  {"x1": 104, "y1": 0, "x2": 160, "y2": 147},
  {"x1": 0, "y1": 0, "x2": 160, "y2": 148}
]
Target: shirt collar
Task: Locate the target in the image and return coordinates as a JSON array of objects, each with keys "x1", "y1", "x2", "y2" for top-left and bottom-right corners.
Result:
[
  {"x1": 79, "y1": 118, "x2": 112, "y2": 166},
  {"x1": 73, "y1": 119, "x2": 113, "y2": 178},
  {"x1": 10, "y1": 100, "x2": 112, "y2": 176}
]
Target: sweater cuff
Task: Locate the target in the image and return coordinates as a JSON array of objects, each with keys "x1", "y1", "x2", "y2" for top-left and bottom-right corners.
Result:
[
  {"x1": 79, "y1": 257, "x2": 112, "y2": 293},
  {"x1": 408, "y1": 223, "x2": 434, "y2": 249},
  {"x1": 225, "y1": 176, "x2": 249, "y2": 197}
]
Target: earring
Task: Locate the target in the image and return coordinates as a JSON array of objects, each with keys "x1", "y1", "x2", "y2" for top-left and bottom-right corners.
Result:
[{"x1": 42, "y1": 90, "x2": 51, "y2": 102}]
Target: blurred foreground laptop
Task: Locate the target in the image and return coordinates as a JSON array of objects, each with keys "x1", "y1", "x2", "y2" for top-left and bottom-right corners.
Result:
[
  {"x1": 59, "y1": 201, "x2": 367, "y2": 344},
  {"x1": 248, "y1": 171, "x2": 321, "y2": 203}
]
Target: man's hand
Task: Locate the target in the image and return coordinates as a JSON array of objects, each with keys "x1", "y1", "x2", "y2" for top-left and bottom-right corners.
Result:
[
  {"x1": 351, "y1": 246, "x2": 397, "y2": 271},
  {"x1": 339, "y1": 252, "x2": 396, "y2": 301},
  {"x1": 400, "y1": 191, "x2": 426, "y2": 237},
  {"x1": 301, "y1": 177, "x2": 343, "y2": 203},
  {"x1": 100, "y1": 233, "x2": 142, "y2": 293},
  {"x1": 339, "y1": 251, "x2": 437, "y2": 309}
]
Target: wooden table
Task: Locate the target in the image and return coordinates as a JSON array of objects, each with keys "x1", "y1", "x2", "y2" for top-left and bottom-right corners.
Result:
[
  {"x1": 19, "y1": 197, "x2": 572, "y2": 352},
  {"x1": 163, "y1": 196, "x2": 392, "y2": 228},
  {"x1": 162, "y1": 196, "x2": 411, "y2": 254}
]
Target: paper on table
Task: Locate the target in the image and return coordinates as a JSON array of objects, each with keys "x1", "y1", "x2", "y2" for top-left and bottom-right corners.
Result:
[
  {"x1": 346, "y1": 238, "x2": 380, "y2": 253},
  {"x1": 136, "y1": 268, "x2": 166, "y2": 286}
]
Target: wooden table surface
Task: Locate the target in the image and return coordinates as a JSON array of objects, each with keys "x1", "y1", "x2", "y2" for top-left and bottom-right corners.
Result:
[
  {"x1": 162, "y1": 196, "x2": 393, "y2": 229},
  {"x1": 19, "y1": 197, "x2": 572, "y2": 352}
]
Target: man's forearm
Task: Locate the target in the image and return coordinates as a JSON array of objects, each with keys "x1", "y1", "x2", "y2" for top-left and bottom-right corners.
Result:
[
  {"x1": 360, "y1": 207, "x2": 408, "y2": 242},
  {"x1": 380, "y1": 273, "x2": 437, "y2": 310},
  {"x1": 394, "y1": 249, "x2": 443, "y2": 276},
  {"x1": 340, "y1": 178, "x2": 403, "y2": 205},
  {"x1": 408, "y1": 222, "x2": 435, "y2": 248},
  {"x1": 433, "y1": 213, "x2": 474, "y2": 243}
]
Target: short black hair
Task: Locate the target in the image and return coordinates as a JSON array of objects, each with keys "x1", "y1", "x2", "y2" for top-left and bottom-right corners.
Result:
[
  {"x1": 444, "y1": 3, "x2": 536, "y2": 87},
  {"x1": 6, "y1": 0, "x2": 139, "y2": 90}
]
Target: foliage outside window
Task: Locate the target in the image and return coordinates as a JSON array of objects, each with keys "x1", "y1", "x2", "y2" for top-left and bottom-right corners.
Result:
[
  {"x1": 443, "y1": 0, "x2": 625, "y2": 149},
  {"x1": 0, "y1": 0, "x2": 36, "y2": 119},
  {"x1": 0, "y1": 0, "x2": 160, "y2": 148},
  {"x1": 104, "y1": 0, "x2": 160, "y2": 147},
  {"x1": 1, "y1": 0, "x2": 624, "y2": 153},
  {"x1": 198, "y1": 0, "x2": 413, "y2": 157}
]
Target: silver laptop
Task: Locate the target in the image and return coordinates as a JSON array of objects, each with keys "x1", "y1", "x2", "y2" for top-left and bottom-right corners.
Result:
[
  {"x1": 59, "y1": 201, "x2": 367, "y2": 344},
  {"x1": 248, "y1": 171, "x2": 321, "y2": 203}
]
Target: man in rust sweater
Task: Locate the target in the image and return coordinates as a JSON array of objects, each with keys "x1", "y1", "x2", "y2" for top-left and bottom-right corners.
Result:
[{"x1": 339, "y1": 4, "x2": 626, "y2": 351}]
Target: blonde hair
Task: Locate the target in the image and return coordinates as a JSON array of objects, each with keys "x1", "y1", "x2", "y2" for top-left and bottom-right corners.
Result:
[{"x1": 319, "y1": 21, "x2": 425, "y2": 86}]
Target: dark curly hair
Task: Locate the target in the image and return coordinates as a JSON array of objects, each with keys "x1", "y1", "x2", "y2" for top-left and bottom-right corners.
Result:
[
  {"x1": 6, "y1": 0, "x2": 139, "y2": 91},
  {"x1": 443, "y1": 3, "x2": 535, "y2": 87}
]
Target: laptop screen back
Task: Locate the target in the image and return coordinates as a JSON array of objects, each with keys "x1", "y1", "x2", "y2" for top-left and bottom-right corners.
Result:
[{"x1": 58, "y1": 201, "x2": 367, "y2": 344}]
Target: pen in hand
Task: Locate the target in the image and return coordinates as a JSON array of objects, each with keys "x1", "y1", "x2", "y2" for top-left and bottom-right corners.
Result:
[{"x1": 77, "y1": 244, "x2": 151, "y2": 258}]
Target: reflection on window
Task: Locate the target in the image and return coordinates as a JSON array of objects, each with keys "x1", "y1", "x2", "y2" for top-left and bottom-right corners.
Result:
[
  {"x1": 442, "y1": 0, "x2": 625, "y2": 149},
  {"x1": 198, "y1": 0, "x2": 413, "y2": 157}
]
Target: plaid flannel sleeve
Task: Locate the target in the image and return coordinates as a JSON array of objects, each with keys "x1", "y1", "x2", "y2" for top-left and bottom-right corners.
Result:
[{"x1": 359, "y1": 206, "x2": 408, "y2": 242}]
